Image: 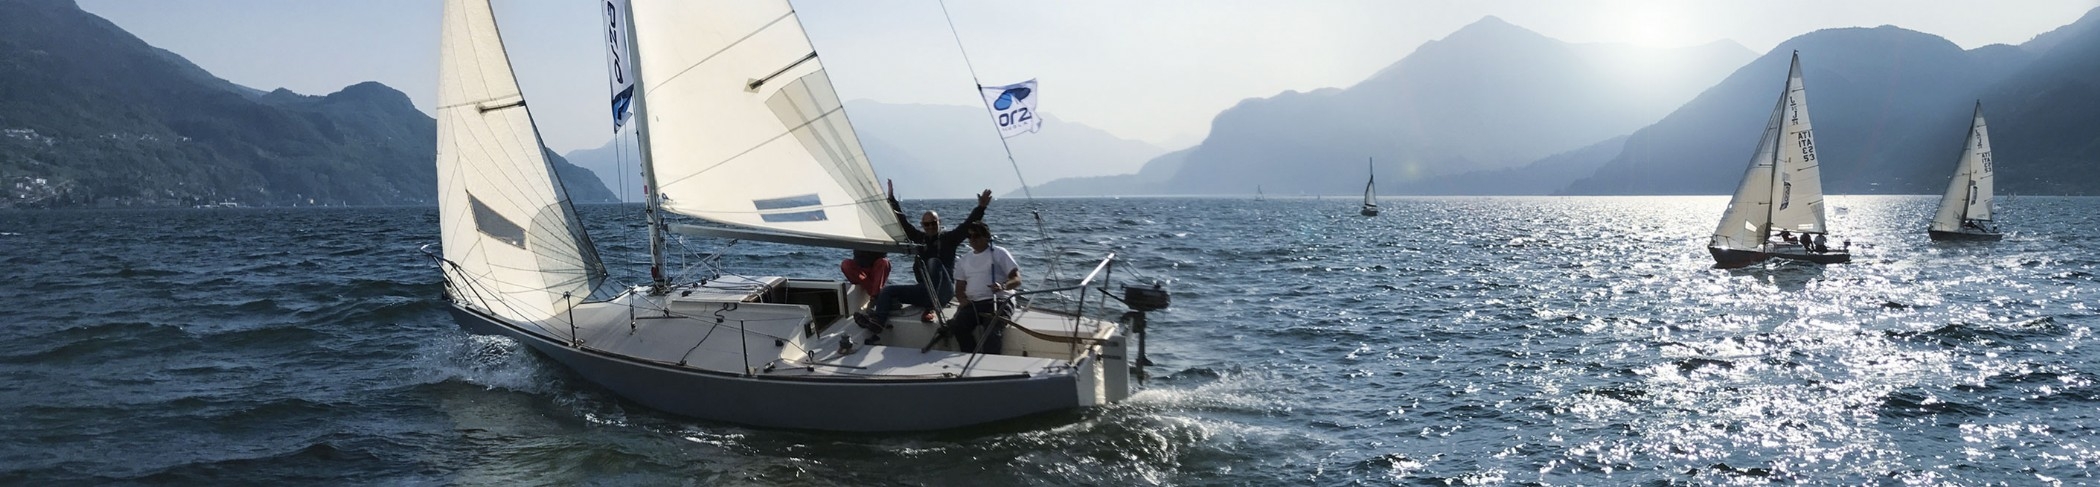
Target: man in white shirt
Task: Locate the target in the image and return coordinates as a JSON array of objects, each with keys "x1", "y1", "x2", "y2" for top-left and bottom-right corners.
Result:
[{"x1": 949, "y1": 221, "x2": 1020, "y2": 354}]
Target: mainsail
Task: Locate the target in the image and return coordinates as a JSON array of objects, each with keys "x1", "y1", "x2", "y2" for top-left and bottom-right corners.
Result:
[
  {"x1": 1363, "y1": 176, "x2": 1375, "y2": 206},
  {"x1": 1930, "y1": 102, "x2": 1994, "y2": 232},
  {"x1": 1711, "y1": 53, "x2": 1826, "y2": 251},
  {"x1": 1768, "y1": 54, "x2": 1827, "y2": 234},
  {"x1": 624, "y1": 0, "x2": 906, "y2": 247},
  {"x1": 1363, "y1": 158, "x2": 1377, "y2": 206},
  {"x1": 435, "y1": 0, "x2": 605, "y2": 322}
]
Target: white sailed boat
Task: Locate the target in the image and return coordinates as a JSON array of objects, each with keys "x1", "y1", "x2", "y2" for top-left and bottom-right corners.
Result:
[
  {"x1": 1928, "y1": 102, "x2": 2002, "y2": 241},
  {"x1": 1708, "y1": 52, "x2": 1849, "y2": 269},
  {"x1": 1360, "y1": 158, "x2": 1379, "y2": 216},
  {"x1": 429, "y1": 0, "x2": 1159, "y2": 432}
]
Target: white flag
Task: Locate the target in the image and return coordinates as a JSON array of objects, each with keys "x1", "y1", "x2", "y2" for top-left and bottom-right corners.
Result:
[
  {"x1": 602, "y1": 0, "x2": 637, "y2": 131},
  {"x1": 980, "y1": 80, "x2": 1040, "y2": 138}
]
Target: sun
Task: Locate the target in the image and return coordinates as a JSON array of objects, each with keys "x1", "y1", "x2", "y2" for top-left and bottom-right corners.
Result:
[{"x1": 1615, "y1": 7, "x2": 1679, "y2": 47}]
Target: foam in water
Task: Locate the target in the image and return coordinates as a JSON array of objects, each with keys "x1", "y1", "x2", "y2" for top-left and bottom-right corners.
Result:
[{"x1": 411, "y1": 334, "x2": 558, "y2": 395}]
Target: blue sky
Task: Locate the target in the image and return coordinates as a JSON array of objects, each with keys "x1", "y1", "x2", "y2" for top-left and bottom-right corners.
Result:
[{"x1": 78, "y1": 0, "x2": 2100, "y2": 154}]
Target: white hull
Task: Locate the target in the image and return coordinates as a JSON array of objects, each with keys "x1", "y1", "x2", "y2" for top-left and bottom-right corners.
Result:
[
  {"x1": 434, "y1": 0, "x2": 1146, "y2": 433},
  {"x1": 444, "y1": 279, "x2": 1130, "y2": 431}
]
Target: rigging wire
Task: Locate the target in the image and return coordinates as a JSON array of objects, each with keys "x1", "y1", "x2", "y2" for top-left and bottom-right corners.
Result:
[{"x1": 936, "y1": 0, "x2": 1066, "y2": 287}]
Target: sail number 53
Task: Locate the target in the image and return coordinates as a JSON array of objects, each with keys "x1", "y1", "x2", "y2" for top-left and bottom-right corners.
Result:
[{"x1": 1795, "y1": 130, "x2": 1816, "y2": 162}]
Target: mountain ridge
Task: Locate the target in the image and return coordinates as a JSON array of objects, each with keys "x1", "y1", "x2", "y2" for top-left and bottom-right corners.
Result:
[
  {"x1": 1028, "y1": 15, "x2": 1753, "y2": 197},
  {"x1": 0, "y1": 0, "x2": 613, "y2": 208},
  {"x1": 1563, "y1": 17, "x2": 2100, "y2": 196}
]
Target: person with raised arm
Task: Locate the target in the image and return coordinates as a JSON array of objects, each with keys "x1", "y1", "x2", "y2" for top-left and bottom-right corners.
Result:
[{"x1": 853, "y1": 181, "x2": 991, "y2": 333}]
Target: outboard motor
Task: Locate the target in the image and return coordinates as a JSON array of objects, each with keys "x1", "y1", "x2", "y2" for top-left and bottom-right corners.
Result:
[{"x1": 1119, "y1": 281, "x2": 1169, "y2": 383}]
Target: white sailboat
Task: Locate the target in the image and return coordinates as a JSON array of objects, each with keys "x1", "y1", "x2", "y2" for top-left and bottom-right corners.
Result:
[
  {"x1": 1708, "y1": 52, "x2": 1849, "y2": 268},
  {"x1": 1928, "y1": 102, "x2": 2002, "y2": 241},
  {"x1": 1359, "y1": 158, "x2": 1379, "y2": 216},
  {"x1": 429, "y1": 0, "x2": 1157, "y2": 432}
]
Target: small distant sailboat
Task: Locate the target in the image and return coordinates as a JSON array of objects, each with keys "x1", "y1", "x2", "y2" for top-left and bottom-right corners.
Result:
[
  {"x1": 1360, "y1": 157, "x2": 1379, "y2": 217},
  {"x1": 1256, "y1": 185, "x2": 1266, "y2": 201},
  {"x1": 1928, "y1": 102, "x2": 2002, "y2": 241},
  {"x1": 1708, "y1": 52, "x2": 1849, "y2": 268}
]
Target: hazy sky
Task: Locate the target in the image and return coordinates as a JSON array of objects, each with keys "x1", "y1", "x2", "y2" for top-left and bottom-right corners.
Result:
[{"x1": 78, "y1": 0, "x2": 2099, "y2": 155}]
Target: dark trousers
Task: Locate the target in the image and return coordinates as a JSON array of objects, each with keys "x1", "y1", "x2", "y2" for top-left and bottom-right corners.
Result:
[
  {"x1": 873, "y1": 268, "x2": 954, "y2": 326},
  {"x1": 948, "y1": 299, "x2": 1011, "y2": 354}
]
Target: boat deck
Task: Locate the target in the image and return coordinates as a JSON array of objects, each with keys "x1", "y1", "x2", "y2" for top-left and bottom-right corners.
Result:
[
  {"x1": 1764, "y1": 242, "x2": 1851, "y2": 264},
  {"x1": 544, "y1": 279, "x2": 1115, "y2": 381}
]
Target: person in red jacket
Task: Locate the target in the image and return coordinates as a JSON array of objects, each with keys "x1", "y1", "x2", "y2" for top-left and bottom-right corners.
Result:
[
  {"x1": 842, "y1": 249, "x2": 890, "y2": 334},
  {"x1": 842, "y1": 249, "x2": 890, "y2": 300}
]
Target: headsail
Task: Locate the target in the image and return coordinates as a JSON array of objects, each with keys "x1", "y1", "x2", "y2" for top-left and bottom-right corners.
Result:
[
  {"x1": 625, "y1": 0, "x2": 905, "y2": 248},
  {"x1": 436, "y1": 0, "x2": 606, "y2": 322},
  {"x1": 1712, "y1": 94, "x2": 1785, "y2": 251},
  {"x1": 1931, "y1": 102, "x2": 1994, "y2": 232},
  {"x1": 1767, "y1": 54, "x2": 1827, "y2": 234}
]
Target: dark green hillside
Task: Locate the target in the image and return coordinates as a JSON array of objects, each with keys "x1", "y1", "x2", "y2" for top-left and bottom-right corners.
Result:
[
  {"x1": 0, "y1": 0, "x2": 612, "y2": 208},
  {"x1": 1565, "y1": 27, "x2": 2029, "y2": 195},
  {"x1": 1982, "y1": 8, "x2": 2100, "y2": 195}
]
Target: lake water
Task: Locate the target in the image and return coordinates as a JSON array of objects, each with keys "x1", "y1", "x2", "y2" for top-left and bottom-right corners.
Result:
[{"x1": 3, "y1": 196, "x2": 2097, "y2": 485}]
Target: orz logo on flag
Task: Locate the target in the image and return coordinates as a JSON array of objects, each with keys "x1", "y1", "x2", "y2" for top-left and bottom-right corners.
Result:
[{"x1": 980, "y1": 80, "x2": 1041, "y2": 138}]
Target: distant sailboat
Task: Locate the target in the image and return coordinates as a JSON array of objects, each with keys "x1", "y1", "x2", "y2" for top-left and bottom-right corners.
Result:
[
  {"x1": 1360, "y1": 157, "x2": 1379, "y2": 217},
  {"x1": 1256, "y1": 185, "x2": 1265, "y2": 201},
  {"x1": 1708, "y1": 52, "x2": 1849, "y2": 268},
  {"x1": 1928, "y1": 102, "x2": 2002, "y2": 241}
]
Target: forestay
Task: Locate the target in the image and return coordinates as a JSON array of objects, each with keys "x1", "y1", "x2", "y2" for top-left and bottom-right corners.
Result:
[
  {"x1": 1930, "y1": 103, "x2": 1994, "y2": 232},
  {"x1": 435, "y1": 0, "x2": 606, "y2": 322},
  {"x1": 626, "y1": 0, "x2": 906, "y2": 248}
]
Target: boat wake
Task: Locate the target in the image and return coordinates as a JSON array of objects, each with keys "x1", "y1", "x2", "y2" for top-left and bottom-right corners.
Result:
[{"x1": 409, "y1": 335, "x2": 560, "y2": 396}]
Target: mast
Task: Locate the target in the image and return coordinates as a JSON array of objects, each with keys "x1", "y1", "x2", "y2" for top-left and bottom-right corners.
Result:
[
  {"x1": 1758, "y1": 52, "x2": 1796, "y2": 243},
  {"x1": 1933, "y1": 100, "x2": 1991, "y2": 233},
  {"x1": 1962, "y1": 181, "x2": 1975, "y2": 223},
  {"x1": 616, "y1": 2, "x2": 669, "y2": 292},
  {"x1": 939, "y1": 1, "x2": 1066, "y2": 283},
  {"x1": 1758, "y1": 106, "x2": 1782, "y2": 241},
  {"x1": 1964, "y1": 100, "x2": 1986, "y2": 226}
]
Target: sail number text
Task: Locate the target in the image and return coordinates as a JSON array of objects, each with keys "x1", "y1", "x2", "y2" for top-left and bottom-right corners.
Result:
[{"x1": 1795, "y1": 130, "x2": 1816, "y2": 162}]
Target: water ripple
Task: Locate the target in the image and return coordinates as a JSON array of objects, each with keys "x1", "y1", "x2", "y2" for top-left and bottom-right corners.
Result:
[{"x1": 3, "y1": 197, "x2": 2099, "y2": 484}]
